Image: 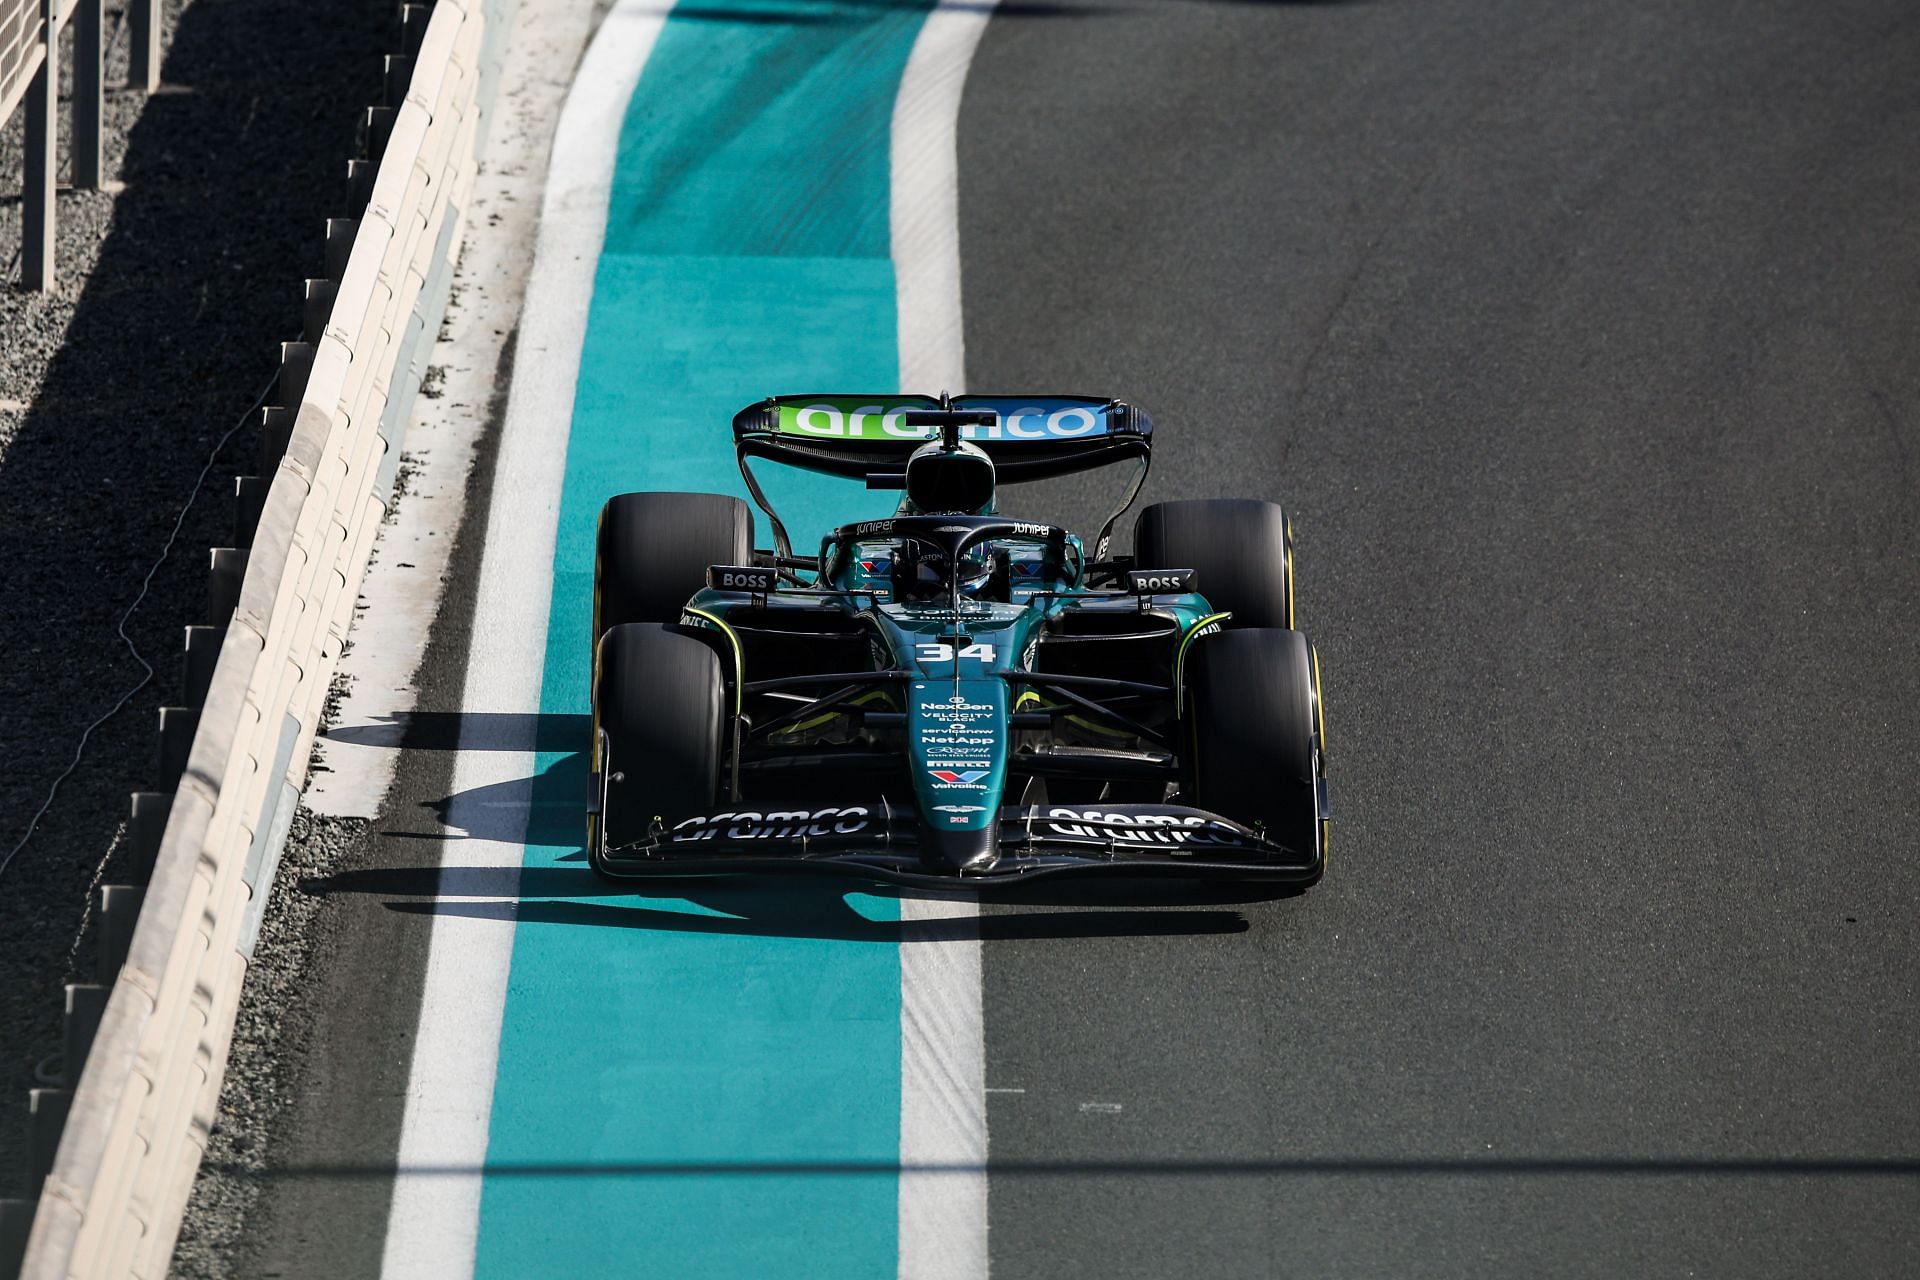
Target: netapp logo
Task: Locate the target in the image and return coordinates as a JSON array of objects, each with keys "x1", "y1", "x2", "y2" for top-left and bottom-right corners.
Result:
[
  {"x1": 670, "y1": 806, "x2": 870, "y2": 842},
  {"x1": 1037, "y1": 808, "x2": 1247, "y2": 850}
]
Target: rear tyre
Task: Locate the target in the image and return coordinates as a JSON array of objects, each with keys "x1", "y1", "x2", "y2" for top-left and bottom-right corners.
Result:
[
  {"x1": 1186, "y1": 627, "x2": 1325, "y2": 868},
  {"x1": 591, "y1": 623, "x2": 726, "y2": 877},
  {"x1": 1134, "y1": 498, "x2": 1293, "y2": 629},
  {"x1": 595, "y1": 491, "x2": 753, "y2": 639}
]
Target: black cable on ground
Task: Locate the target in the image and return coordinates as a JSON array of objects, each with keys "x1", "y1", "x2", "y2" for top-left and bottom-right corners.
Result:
[{"x1": 0, "y1": 365, "x2": 280, "y2": 885}]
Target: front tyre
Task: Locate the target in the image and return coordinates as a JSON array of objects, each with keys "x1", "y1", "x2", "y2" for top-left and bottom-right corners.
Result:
[
  {"x1": 595, "y1": 491, "x2": 753, "y2": 640},
  {"x1": 591, "y1": 623, "x2": 726, "y2": 878},
  {"x1": 1186, "y1": 627, "x2": 1326, "y2": 870},
  {"x1": 1134, "y1": 498, "x2": 1294, "y2": 629}
]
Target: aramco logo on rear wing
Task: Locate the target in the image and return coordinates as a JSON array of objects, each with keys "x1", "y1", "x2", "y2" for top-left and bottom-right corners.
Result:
[{"x1": 780, "y1": 400, "x2": 1107, "y2": 440}]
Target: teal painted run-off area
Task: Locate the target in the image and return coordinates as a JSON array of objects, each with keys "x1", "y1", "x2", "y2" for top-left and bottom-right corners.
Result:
[{"x1": 476, "y1": 2, "x2": 937, "y2": 1276}]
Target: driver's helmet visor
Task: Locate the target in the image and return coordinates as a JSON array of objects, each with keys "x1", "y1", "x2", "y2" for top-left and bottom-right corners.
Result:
[
  {"x1": 884, "y1": 544, "x2": 995, "y2": 599},
  {"x1": 913, "y1": 552, "x2": 993, "y2": 593}
]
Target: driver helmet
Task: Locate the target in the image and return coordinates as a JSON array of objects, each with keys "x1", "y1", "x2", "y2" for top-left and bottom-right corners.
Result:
[
  {"x1": 904, "y1": 439, "x2": 996, "y2": 514},
  {"x1": 893, "y1": 542, "x2": 1003, "y2": 600}
]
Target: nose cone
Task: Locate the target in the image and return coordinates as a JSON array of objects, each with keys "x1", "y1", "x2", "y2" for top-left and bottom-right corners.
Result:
[{"x1": 920, "y1": 820, "x2": 1000, "y2": 874}]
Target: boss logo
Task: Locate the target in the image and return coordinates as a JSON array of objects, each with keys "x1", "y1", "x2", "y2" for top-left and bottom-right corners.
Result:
[
  {"x1": 1124, "y1": 568, "x2": 1197, "y2": 594},
  {"x1": 707, "y1": 565, "x2": 776, "y2": 592}
]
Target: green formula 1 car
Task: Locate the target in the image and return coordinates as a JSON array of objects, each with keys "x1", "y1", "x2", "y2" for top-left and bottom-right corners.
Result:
[{"x1": 587, "y1": 394, "x2": 1328, "y2": 888}]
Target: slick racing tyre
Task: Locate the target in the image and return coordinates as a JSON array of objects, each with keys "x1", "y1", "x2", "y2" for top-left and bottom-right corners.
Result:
[
  {"x1": 595, "y1": 491, "x2": 753, "y2": 640},
  {"x1": 1134, "y1": 498, "x2": 1294, "y2": 629},
  {"x1": 591, "y1": 623, "x2": 726, "y2": 878},
  {"x1": 1186, "y1": 627, "x2": 1327, "y2": 866}
]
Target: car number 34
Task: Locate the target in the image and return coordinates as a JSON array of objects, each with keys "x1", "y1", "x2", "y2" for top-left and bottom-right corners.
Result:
[{"x1": 915, "y1": 642, "x2": 995, "y2": 665}]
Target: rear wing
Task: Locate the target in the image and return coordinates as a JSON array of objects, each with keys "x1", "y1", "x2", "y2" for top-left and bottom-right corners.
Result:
[
  {"x1": 732, "y1": 394, "x2": 1152, "y2": 482},
  {"x1": 733, "y1": 394, "x2": 1154, "y2": 559}
]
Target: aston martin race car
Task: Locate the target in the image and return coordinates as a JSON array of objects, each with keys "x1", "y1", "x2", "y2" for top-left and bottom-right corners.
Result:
[{"x1": 587, "y1": 394, "x2": 1328, "y2": 887}]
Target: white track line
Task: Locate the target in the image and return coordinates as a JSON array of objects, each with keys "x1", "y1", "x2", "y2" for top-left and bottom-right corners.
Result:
[
  {"x1": 376, "y1": 3, "x2": 667, "y2": 1275},
  {"x1": 892, "y1": 6, "x2": 999, "y2": 1276},
  {"x1": 893, "y1": 0, "x2": 998, "y2": 397},
  {"x1": 896, "y1": 895, "x2": 988, "y2": 1280}
]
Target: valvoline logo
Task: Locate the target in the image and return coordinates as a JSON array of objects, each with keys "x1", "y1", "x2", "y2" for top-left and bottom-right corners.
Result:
[{"x1": 930, "y1": 769, "x2": 987, "y2": 785}]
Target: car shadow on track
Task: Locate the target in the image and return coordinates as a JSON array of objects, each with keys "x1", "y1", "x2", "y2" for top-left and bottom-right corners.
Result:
[
  {"x1": 326, "y1": 729, "x2": 1305, "y2": 940},
  {"x1": 322, "y1": 710, "x2": 590, "y2": 753},
  {"x1": 379, "y1": 891, "x2": 1253, "y2": 943},
  {"x1": 640, "y1": 0, "x2": 1368, "y2": 31},
  {"x1": 304, "y1": 861, "x2": 1260, "y2": 942},
  {"x1": 219, "y1": 1153, "x2": 1920, "y2": 1181}
]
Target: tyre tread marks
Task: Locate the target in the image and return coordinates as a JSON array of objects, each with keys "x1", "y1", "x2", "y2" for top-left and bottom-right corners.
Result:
[
  {"x1": 1135, "y1": 498, "x2": 1292, "y2": 630},
  {"x1": 595, "y1": 491, "x2": 754, "y2": 639},
  {"x1": 1188, "y1": 627, "x2": 1321, "y2": 860},
  {"x1": 593, "y1": 622, "x2": 725, "y2": 869}
]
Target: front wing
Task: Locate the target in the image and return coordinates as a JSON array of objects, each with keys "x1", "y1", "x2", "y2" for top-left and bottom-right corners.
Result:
[{"x1": 594, "y1": 802, "x2": 1322, "y2": 888}]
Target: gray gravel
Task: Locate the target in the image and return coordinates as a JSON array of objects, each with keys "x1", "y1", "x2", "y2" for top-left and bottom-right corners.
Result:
[
  {"x1": 0, "y1": 0, "x2": 390, "y2": 1194},
  {"x1": 167, "y1": 804, "x2": 369, "y2": 1280}
]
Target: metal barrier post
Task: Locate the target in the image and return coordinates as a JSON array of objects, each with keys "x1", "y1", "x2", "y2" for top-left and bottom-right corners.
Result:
[
  {"x1": 20, "y1": 0, "x2": 56, "y2": 290},
  {"x1": 126, "y1": 0, "x2": 158, "y2": 91},
  {"x1": 72, "y1": 0, "x2": 102, "y2": 188},
  {"x1": 0, "y1": 1199, "x2": 30, "y2": 1275},
  {"x1": 15, "y1": 1, "x2": 522, "y2": 1266}
]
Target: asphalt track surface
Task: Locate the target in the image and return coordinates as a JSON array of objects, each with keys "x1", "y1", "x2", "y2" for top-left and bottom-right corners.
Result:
[
  {"x1": 959, "y1": 0, "x2": 1920, "y2": 1275},
  {"x1": 208, "y1": 1, "x2": 1920, "y2": 1277}
]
